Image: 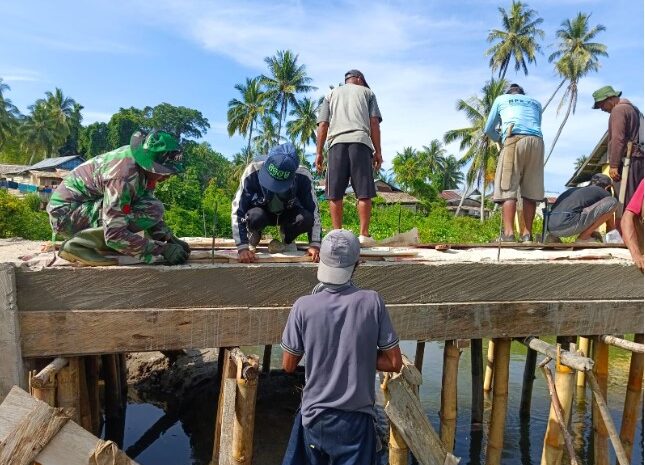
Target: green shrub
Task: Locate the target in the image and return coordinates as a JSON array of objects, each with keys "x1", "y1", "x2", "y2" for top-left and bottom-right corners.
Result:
[{"x1": 0, "y1": 190, "x2": 51, "y2": 240}]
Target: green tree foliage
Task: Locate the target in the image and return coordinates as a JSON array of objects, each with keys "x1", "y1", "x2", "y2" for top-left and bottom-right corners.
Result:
[
  {"x1": 544, "y1": 13, "x2": 607, "y2": 163},
  {"x1": 286, "y1": 96, "x2": 320, "y2": 162},
  {"x1": 107, "y1": 107, "x2": 148, "y2": 148},
  {"x1": 439, "y1": 155, "x2": 465, "y2": 191},
  {"x1": 573, "y1": 154, "x2": 587, "y2": 171},
  {"x1": 59, "y1": 102, "x2": 84, "y2": 155},
  {"x1": 78, "y1": 122, "x2": 110, "y2": 158},
  {"x1": 149, "y1": 103, "x2": 210, "y2": 140},
  {"x1": 253, "y1": 114, "x2": 282, "y2": 155},
  {"x1": 227, "y1": 77, "x2": 268, "y2": 162},
  {"x1": 0, "y1": 190, "x2": 51, "y2": 239},
  {"x1": 0, "y1": 79, "x2": 20, "y2": 150},
  {"x1": 486, "y1": 1, "x2": 544, "y2": 79},
  {"x1": 20, "y1": 102, "x2": 62, "y2": 164}
]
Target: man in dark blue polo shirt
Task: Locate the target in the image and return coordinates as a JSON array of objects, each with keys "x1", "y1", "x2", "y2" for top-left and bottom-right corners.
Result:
[{"x1": 281, "y1": 229, "x2": 402, "y2": 465}]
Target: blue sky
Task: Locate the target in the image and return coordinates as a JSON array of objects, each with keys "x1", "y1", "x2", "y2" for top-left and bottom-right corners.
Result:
[{"x1": 1, "y1": 0, "x2": 642, "y2": 193}]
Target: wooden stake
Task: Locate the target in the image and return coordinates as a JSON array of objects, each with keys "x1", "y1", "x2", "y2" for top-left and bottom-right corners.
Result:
[
  {"x1": 414, "y1": 341, "x2": 426, "y2": 373},
  {"x1": 440, "y1": 340, "x2": 461, "y2": 452},
  {"x1": 471, "y1": 339, "x2": 484, "y2": 425},
  {"x1": 262, "y1": 345, "x2": 272, "y2": 374},
  {"x1": 592, "y1": 337, "x2": 609, "y2": 465},
  {"x1": 31, "y1": 357, "x2": 68, "y2": 388},
  {"x1": 102, "y1": 354, "x2": 125, "y2": 447},
  {"x1": 484, "y1": 339, "x2": 495, "y2": 392},
  {"x1": 0, "y1": 264, "x2": 24, "y2": 401},
  {"x1": 213, "y1": 348, "x2": 236, "y2": 462},
  {"x1": 382, "y1": 373, "x2": 409, "y2": 465},
  {"x1": 232, "y1": 355, "x2": 259, "y2": 465},
  {"x1": 541, "y1": 347, "x2": 576, "y2": 465},
  {"x1": 599, "y1": 334, "x2": 644, "y2": 353},
  {"x1": 78, "y1": 356, "x2": 93, "y2": 432},
  {"x1": 85, "y1": 356, "x2": 101, "y2": 436},
  {"x1": 485, "y1": 338, "x2": 510, "y2": 465},
  {"x1": 519, "y1": 346, "x2": 537, "y2": 418},
  {"x1": 29, "y1": 369, "x2": 56, "y2": 406},
  {"x1": 576, "y1": 337, "x2": 589, "y2": 387},
  {"x1": 119, "y1": 353, "x2": 128, "y2": 408},
  {"x1": 56, "y1": 357, "x2": 81, "y2": 423},
  {"x1": 619, "y1": 333, "x2": 644, "y2": 463}
]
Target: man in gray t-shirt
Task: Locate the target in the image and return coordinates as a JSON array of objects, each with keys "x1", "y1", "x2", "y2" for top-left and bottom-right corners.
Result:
[
  {"x1": 281, "y1": 229, "x2": 401, "y2": 465},
  {"x1": 315, "y1": 70, "x2": 383, "y2": 247}
]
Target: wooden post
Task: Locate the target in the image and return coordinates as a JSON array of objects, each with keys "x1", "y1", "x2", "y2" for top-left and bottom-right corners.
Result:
[
  {"x1": 56, "y1": 357, "x2": 81, "y2": 424},
  {"x1": 485, "y1": 338, "x2": 510, "y2": 465},
  {"x1": 29, "y1": 369, "x2": 56, "y2": 406},
  {"x1": 576, "y1": 336, "x2": 590, "y2": 387},
  {"x1": 102, "y1": 354, "x2": 125, "y2": 447},
  {"x1": 440, "y1": 340, "x2": 461, "y2": 452},
  {"x1": 213, "y1": 348, "x2": 236, "y2": 462},
  {"x1": 484, "y1": 339, "x2": 495, "y2": 392},
  {"x1": 119, "y1": 353, "x2": 128, "y2": 408},
  {"x1": 85, "y1": 356, "x2": 101, "y2": 436},
  {"x1": 78, "y1": 356, "x2": 93, "y2": 432},
  {"x1": 382, "y1": 372, "x2": 408, "y2": 465},
  {"x1": 519, "y1": 346, "x2": 537, "y2": 418},
  {"x1": 0, "y1": 263, "x2": 24, "y2": 401},
  {"x1": 619, "y1": 333, "x2": 644, "y2": 463},
  {"x1": 262, "y1": 345, "x2": 272, "y2": 375},
  {"x1": 541, "y1": 345, "x2": 576, "y2": 465},
  {"x1": 592, "y1": 337, "x2": 609, "y2": 465},
  {"x1": 232, "y1": 354, "x2": 259, "y2": 465},
  {"x1": 414, "y1": 341, "x2": 426, "y2": 372},
  {"x1": 471, "y1": 339, "x2": 484, "y2": 425}
]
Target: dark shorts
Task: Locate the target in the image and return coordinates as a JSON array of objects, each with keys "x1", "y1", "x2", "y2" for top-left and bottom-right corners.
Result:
[
  {"x1": 326, "y1": 143, "x2": 377, "y2": 200},
  {"x1": 548, "y1": 196, "x2": 619, "y2": 237}
]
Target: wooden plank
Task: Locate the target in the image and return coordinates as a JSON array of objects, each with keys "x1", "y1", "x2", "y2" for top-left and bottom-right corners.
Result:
[
  {"x1": 384, "y1": 374, "x2": 459, "y2": 465},
  {"x1": 217, "y1": 378, "x2": 236, "y2": 465},
  {"x1": 15, "y1": 262, "x2": 643, "y2": 312},
  {"x1": 0, "y1": 264, "x2": 23, "y2": 401},
  {"x1": 18, "y1": 300, "x2": 643, "y2": 357},
  {"x1": 0, "y1": 386, "x2": 139, "y2": 465}
]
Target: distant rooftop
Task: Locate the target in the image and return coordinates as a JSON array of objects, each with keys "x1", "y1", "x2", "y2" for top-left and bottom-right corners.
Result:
[
  {"x1": 27, "y1": 155, "x2": 84, "y2": 171},
  {"x1": 0, "y1": 164, "x2": 30, "y2": 175}
]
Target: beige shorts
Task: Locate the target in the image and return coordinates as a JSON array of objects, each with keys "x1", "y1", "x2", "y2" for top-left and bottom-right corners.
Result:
[{"x1": 493, "y1": 135, "x2": 544, "y2": 202}]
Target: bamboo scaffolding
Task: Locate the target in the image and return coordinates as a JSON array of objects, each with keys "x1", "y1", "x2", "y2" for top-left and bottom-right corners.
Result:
[
  {"x1": 56, "y1": 357, "x2": 81, "y2": 424},
  {"x1": 619, "y1": 333, "x2": 644, "y2": 463},
  {"x1": 599, "y1": 334, "x2": 644, "y2": 353},
  {"x1": 231, "y1": 352, "x2": 259, "y2": 465},
  {"x1": 30, "y1": 357, "x2": 68, "y2": 389},
  {"x1": 592, "y1": 337, "x2": 609, "y2": 465},
  {"x1": 483, "y1": 340, "x2": 495, "y2": 392},
  {"x1": 213, "y1": 348, "x2": 236, "y2": 462},
  {"x1": 519, "y1": 346, "x2": 537, "y2": 418},
  {"x1": 485, "y1": 338, "x2": 510, "y2": 465},
  {"x1": 515, "y1": 337, "x2": 593, "y2": 372},
  {"x1": 440, "y1": 340, "x2": 461, "y2": 452},
  {"x1": 470, "y1": 339, "x2": 484, "y2": 425},
  {"x1": 29, "y1": 369, "x2": 56, "y2": 407},
  {"x1": 576, "y1": 337, "x2": 590, "y2": 387},
  {"x1": 382, "y1": 373, "x2": 409, "y2": 465}
]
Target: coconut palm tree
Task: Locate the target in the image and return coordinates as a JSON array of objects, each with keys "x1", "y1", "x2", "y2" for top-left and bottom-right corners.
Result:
[
  {"x1": 261, "y1": 50, "x2": 316, "y2": 140},
  {"x1": 543, "y1": 13, "x2": 607, "y2": 164},
  {"x1": 392, "y1": 147, "x2": 422, "y2": 193},
  {"x1": 444, "y1": 78, "x2": 507, "y2": 221},
  {"x1": 440, "y1": 155, "x2": 465, "y2": 191},
  {"x1": 486, "y1": 1, "x2": 544, "y2": 79},
  {"x1": 227, "y1": 77, "x2": 268, "y2": 162},
  {"x1": 420, "y1": 139, "x2": 448, "y2": 173},
  {"x1": 286, "y1": 96, "x2": 321, "y2": 163},
  {"x1": 0, "y1": 79, "x2": 20, "y2": 149},
  {"x1": 20, "y1": 103, "x2": 61, "y2": 164},
  {"x1": 253, "y1": 114, "x2": 283, "y2": 156}
]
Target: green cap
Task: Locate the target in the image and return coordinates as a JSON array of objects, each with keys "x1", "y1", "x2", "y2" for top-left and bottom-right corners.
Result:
[
  {"x1": 592, "y1": 86, "x2": 622, "y2": 109},
  {"x1": 130, "y1": 130, "x2": 182, "y2": 175}
]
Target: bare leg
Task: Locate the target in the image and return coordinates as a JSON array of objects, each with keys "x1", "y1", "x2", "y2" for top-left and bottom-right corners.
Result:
[
  {"x1": 578, "y1": 211, "x2": 617, "y2": 240},
  {"x1": 521, "y1": 199, "x2": 536, "y2": 237},
  {"x1": 358, "y1": 198, "x2": 372, "y2": 236},
  {"x1": 502, "y1": 200, "x2": 516, "y2": 236},
  {"x1": 329, "y1": 199, "x2": 344, "y2": 229}
]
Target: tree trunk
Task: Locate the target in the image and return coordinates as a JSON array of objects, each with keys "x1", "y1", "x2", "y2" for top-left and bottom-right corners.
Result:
[
  {"x1": 479, "y1": 178, "x2": 485, "y2": 223},
  {"x1": 246, "y1": 120, "x2": 254, "y2": 164},
  {"x1": 542, "y1": 79, "x2": 567, "y2": 113},
  {"x1": 456, "y1": 181, "x2": 472, "y2": 216},
  {"x1": 545, "y1": 84, "x2": 575, "y2": 166}
]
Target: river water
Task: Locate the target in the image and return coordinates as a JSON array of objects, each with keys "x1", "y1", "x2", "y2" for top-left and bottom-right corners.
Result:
[{"x1": 115, "y1": 340, "x2": 643, "y2": 464}]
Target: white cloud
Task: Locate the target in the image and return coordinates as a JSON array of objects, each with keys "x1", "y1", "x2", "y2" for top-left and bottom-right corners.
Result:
[{"x1": 1, "y1": 68, "x2": 41, "y2": 83}]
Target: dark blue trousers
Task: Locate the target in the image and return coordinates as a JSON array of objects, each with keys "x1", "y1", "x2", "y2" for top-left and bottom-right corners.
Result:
[{"x1": 282, "y1": 409, "x2": 377, "y2": 465}]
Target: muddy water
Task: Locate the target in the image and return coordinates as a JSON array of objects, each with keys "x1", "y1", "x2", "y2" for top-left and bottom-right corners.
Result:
[{"x1": 115, "y1": 340, "x2": 643, "y2": 465}]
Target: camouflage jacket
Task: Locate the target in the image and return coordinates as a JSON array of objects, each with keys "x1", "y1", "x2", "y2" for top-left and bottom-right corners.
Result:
[{"x1": 48, "y1": 146, "x2": 171, "y2": 262}]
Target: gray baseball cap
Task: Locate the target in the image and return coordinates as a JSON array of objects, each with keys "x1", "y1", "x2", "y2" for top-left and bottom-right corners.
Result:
[
  {"x1": 344, "y1": 69, "x2": 370, "y2": 89},
  {"x1": 317, "y1": 229, "x2": 361, "y2": 284}
]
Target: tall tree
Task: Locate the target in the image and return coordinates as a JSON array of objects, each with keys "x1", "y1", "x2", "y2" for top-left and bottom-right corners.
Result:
[
  {"x1": 0, "y1": 79, "x2": 20, "y2": 150},
  {"x1": 107, "y1": 107, "x2": 148, "y2": 148},
  {"x1": 261, "y1": 50, "x2": 316, "y2": 140},
  {"x1": 543, "y1": 13, "x2": 607, "y2": 164},
  {"x1": 20, "y1": 103, "x2": 61, "y2": 164},
  {"x1": 227, "y1": 77, "x2": 268, "y2": 162},
  {"x1": 444, "y1": 78, "x2": 507, "y2": 221},
  {"x1": 150, "y1": 103, "x2": 210, "y2": 140},
  {"x1": 391, "y1": 144, "x2": 442, "y2": 201},
  {"x1": 79, "y1": 122, "x2": 110, "y2": 158},
  {"x1": 286, "y1": 96, "x2": 321, "y2": 163},
  {"x1": 439, "y1": 155, "x2": 465, "y2": 191},
  {"x1": 573, "y1": 154, "x2": 587, "y2": 171},
  {"x1": 59, "y1": 102, "x2": 84, "y2": 155},
  {"x1": 486, "y1": 1, "x2": 544, "y2": 79},
  {"x1": 253, "y1": 114, "x2": 282, "y2": 156}
]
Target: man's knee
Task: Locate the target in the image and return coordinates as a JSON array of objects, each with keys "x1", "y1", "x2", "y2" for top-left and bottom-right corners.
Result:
[
  {"x1": 245, "y1": 207, "x2": 270, "y2": 231},
  {"x1": 296, "y1": 209, "x2": 314, "y2": 231}
]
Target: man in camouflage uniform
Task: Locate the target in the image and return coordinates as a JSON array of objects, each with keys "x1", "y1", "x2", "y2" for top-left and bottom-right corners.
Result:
[{"x1": 47, "y1": 130, "x2": 190, "y2": 266}]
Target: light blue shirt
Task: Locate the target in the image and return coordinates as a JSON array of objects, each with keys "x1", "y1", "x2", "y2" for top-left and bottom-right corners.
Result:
[{"x1": 484, "y1": 94, "x2": 543, "y2": 143}]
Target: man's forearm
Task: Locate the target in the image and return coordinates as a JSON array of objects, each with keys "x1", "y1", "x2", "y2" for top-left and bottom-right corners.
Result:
[
  {"x1": 621, "y1": 211, "x2": 643, "y2": 262},
  {"x1": 370, "y1": 118, "x2": 381, "y2": 154},
  {"x1": 377, "y1": 347, "x2": 402, "y2": 372},
  {"x1": 316, "y1": 123, "x2": 329, "y2": 155}
]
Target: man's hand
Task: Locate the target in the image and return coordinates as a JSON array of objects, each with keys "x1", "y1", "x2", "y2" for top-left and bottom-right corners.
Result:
[
  {"x1": 169, "y1": 235, "x2": 191, "y2": 255},
  {"x1": 609, "y1": 167, "x2": 621, "y2": 182},
  {"x1": 161, "y1": 243, "x2": 189, "y2": 265},
  {"x1": 373, "y1": 151, "x2": 383, "y2": 171},
  {"x1": 238, "y1": 249, "x2": 256, "y2": 263},
  {"x1": 315, "y1": 153, "x2": 325, "y2": 174},
  {"x1": 308, "y1": 246, "x2": 320, "y2": 263},
  {"x1": 634, "y1": 254, "x2": 644, "y2": 273}
]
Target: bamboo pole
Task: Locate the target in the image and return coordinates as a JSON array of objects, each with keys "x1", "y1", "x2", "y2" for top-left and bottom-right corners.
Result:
[
  {"x1": 213, "y1": 348, "x2": 236, "y2": 462},
  {"x1": 538, "y1": 357, "x2": 580, "y2": 465},
  {"x1": 484, "y1": 339, "x2": 495, "y2": 392},
  {"x1": 576, "y1": 337, "x2": 590, "y2": 387},
  {"x1": 516, "y1": 336, "x2": 593, "y2": 372},
  {"x1": 471, "y1": 338, "x2": 484, "y2": 425},
  {"x1": 56, "y1": 357, "x2": 81, "y2": 423},
  {"x1": 541, "y1": 345, "x2": 577, "y2": 465},
  {"x1": 382, "y1": 373, "x2": 409, "y2": 465},
  {"x1": 232, "y1": 354, "x2": 259, "y2": 465},
  {"x1": 29, "y1": 369, "x2": 56, "y2": 406},
  {"x1": 414, "y1": 341, "x2": 426, "y2": 373},
  {"x1": 619, "y1": 333, "x2": 644, "y2": 463},
  {"x1": 31, "y1": 357, "x2": 68, "y2": 388},
  {"x1": 587, "y1": 371, "x2": 630, "y2": 465},
  {"x1": 592, "y1": 337, "x2": 609, "y2": 465},
  {"x1": 485, "y1": 338, "x2": 511, "y2": 465},
  {"x1": 440, "y1": 340, "x2": 461, "y2": 452},
  {"x1": 599, "y1": 334, "x2": 644, "y2": 353},
  {"x1": 519, "y1": 346, "x2": 537, "y2": 418}
]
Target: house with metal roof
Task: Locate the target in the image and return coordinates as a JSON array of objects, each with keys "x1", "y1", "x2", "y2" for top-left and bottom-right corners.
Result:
[{"x1": 565, "y1": 131, "x2": 608, "y2": 187}]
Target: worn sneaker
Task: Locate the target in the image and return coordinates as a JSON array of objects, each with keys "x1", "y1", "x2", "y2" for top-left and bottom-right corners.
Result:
[
  {"x1": 520, "y1": 234, "x2": 533, "y2": 243},
  {"x1": 358, "y1": 235, "x2": 376, "y2": 247},
  {"x1": 283, "y1": 242, "x2": 298, "y2": 253},
  {"x1": 491, "y1": 233, "x2": 515, "y2": 243}
]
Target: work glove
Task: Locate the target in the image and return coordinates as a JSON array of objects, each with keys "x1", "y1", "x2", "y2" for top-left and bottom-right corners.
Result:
[
  {"x1": 161, "y1": 242, "x2": 189, "y2": 265},
  {"x1": 169, "y1": 235, "x2": 191, "y2": 255}
]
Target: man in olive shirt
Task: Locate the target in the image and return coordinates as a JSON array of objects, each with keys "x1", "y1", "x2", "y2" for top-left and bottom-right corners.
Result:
[{"x1": 315, "y1": 70, "x2": 382, "y2": 246}]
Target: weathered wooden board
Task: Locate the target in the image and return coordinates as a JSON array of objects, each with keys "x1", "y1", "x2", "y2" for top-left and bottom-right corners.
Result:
[
  {"x1": 218, "y1": 378, "x2": 237, "y2": 465},
  {"x1": 14, "y1": 262, "x2": 643, "y2": 312},
  {"x1": 18, "y1": 300, "x2": 643, "y2": 357},
  {"x1": 0, "y1": 386, "x2": 139, "y2": 465},
  {"x1": 0, "y1": 264, "x2": 24, "y2": 401}
]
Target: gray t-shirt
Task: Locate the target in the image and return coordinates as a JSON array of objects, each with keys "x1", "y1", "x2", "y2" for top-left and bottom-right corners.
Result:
[
  {"x1": 281, "y1": 283, "x2": 399, "y2": 427},
  {"x1": 317, "y1": 83, "x2": 382, "y2": 151}
]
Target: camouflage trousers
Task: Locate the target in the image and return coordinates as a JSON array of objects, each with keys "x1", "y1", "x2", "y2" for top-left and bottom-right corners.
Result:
[{"x1": 47, "y1": 196, "x2": 166, "y2": 239}]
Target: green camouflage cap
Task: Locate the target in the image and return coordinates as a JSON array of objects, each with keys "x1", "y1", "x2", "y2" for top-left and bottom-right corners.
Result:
[
  {"x1": 130, "y1": 130, "x2": 182, "y2": 175},
  {"x1": 592, "y1": 86, "x2": 622, "y2": 109}
]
